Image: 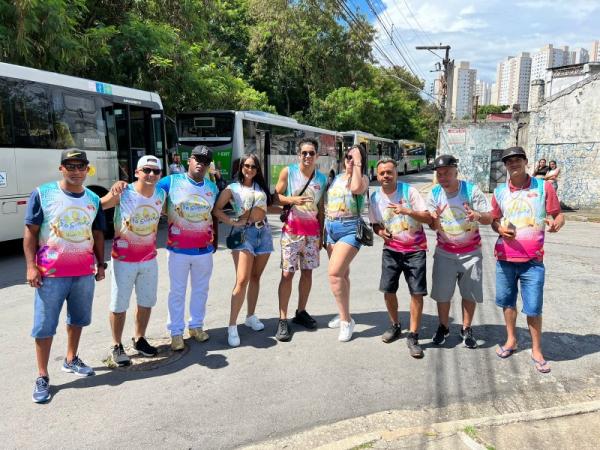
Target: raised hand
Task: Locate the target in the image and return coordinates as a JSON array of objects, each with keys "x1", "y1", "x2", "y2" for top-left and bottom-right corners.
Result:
[
  {"x1": 387, "y1": 199, "x2": 410, "y2": 216},
  {"x1": 463, "y1": 202, "x2": 481, "y2": 222}
]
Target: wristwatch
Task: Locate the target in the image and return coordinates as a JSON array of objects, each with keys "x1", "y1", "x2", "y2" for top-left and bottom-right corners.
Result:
[{"x1": 97, "y1": 262, "x2": 108, "y2": 270}]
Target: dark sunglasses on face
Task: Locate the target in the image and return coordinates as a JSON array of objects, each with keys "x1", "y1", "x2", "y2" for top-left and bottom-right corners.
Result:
[
  {"x1": 191, "y1": 156, "x2": 211, "y2": 165},
  {"x1": 243, "y1": 163, "x2": 257, "y2": 170},
  {"x1": 64, "y1": 163, "x2": 88, "y2": 172},
  {"x1": 344, "y1": 154, "x2": 353, "y2": 160},
  {"x1": 141, "y1": 167, "x2": 161, "y2": 175},
  {"x1": 301, "y1": 151, "x2": 316, "y2": 157}
]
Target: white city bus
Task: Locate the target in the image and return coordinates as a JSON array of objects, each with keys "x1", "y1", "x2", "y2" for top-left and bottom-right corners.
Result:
[
  {"x1": 176, "y1": 110, "x2": 342, "y2": 191},
  {"x1": 340, "y1": 131, "x2": 397, "y2": 180},
  {"x1": 0, "y1": 62, "x2": 168, "y2": 241},
  {"x1": 397, "y1": 139, "x2": 427, "y2": 175}
]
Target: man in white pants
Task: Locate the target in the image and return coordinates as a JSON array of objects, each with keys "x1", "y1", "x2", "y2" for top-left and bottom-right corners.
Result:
[
  {"x1": 102, "y1": 155, "x2": 166, "y2": 366},
  {"x1": 156, "y1": 146, "x2": 219, "y2": 350}
]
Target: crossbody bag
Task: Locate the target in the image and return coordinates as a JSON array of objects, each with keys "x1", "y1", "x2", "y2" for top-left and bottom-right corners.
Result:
[
  {"x1": 226, "y1": 184, "x2": 256, "y2": 249},
  {"x1": 280, "y1": 170, "x2": 315, "y2": 223}
]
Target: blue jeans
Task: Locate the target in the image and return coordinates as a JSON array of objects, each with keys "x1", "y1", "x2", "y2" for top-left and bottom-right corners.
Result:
[
  {"x1": 495, "y1": 260, "x2": 545, "y2": 316},
  {"x1": 232, "y1": 223, "x2": 274, "y2": 255},
  {"x1": 31, "y1": 275, "x2": 95, "y2": 338},
  {"x1": 325, "y1": 217, "x2": 362, "y2": 249}
]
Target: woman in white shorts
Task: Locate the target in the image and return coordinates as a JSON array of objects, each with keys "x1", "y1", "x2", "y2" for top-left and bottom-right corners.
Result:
[{"x1": 213, "y1": 153, "x2": 274, "y2": 347}]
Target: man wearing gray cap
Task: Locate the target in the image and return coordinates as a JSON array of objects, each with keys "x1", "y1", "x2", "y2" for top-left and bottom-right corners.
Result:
[
  {"x1": 427, "y1": 155, "x2": 493, "y2": 349},
  {"x1": 491, "y1": 146, "x2": 564, "y2": 374},
  {"x1": 156, "y1": 145, "x2": 220, "y2": 351}
]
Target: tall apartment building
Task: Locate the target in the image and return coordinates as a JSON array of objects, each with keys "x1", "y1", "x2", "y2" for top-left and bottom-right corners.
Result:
[
  {"x1": 530, "y1": 44, "x2": 571, "y2": 81},
  {"x1": 571, "y1": 48, "x2": 589, "y2": 65},
  {"x1": 591, "y1": 40, "x2": 600, "y2": 62},
  {"x1": 475, "y1": 80, "x2": 492, "y2": 105},
  {"x1": 450, "y1": 61, "x2": 476, "y2": 119},
  {"x1": 493, "y1": 53, "x2": 531, "y2": 109}
]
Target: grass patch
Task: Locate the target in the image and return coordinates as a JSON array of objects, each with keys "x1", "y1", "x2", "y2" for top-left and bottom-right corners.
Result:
[
  {"x1": 463, "y1": 425, "x2": 478, "y2": 439},
  {"x1": 351, "y1": 441, "x2": 376, "y2": 449}
]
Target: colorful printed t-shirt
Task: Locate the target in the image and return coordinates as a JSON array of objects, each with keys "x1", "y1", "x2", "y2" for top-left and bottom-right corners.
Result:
[
  {"x1": 369, "y1": 182, "x2": 427, "y2": 253},
  {"x1": 157, "y1": 174, "x2": 218, "y2": 254},
  {"x1": 26, "y1": 182, "x2": 101, "y2": 277},
  {"x1": 283, "y1": 164, "x2": 327, "y2": 237},
  {"x1": 326, "y1": 174, "x2": 367, "y2": 219},
  {"x1": 112, "y1": 184, "x2": 166, "y2": 262},
  {"x1": 427, "y1": 180, "x2": 491, "y2": 254},
  {"x1": 227, "y1": 182, "x2": 268, "y2": 217},
  {"x1": 491, "y1": 177, "x2": 560, "y2": 262}
]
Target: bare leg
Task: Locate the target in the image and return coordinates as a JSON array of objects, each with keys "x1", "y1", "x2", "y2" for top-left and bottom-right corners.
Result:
[
  {"x1": 383, "y1": 293, "x2": 399, "y2": 324},
  {"x1": 134, "y1": 306, "x2": 152, "y2": 339},
  {"x1": 462, "y1": 299, "x2": 476, "y2": 329},
  {"x1": 109, "y1": 311, "x2": 126, "y2": 345},
  {"x1": 436, "y1": 302, "x2": 451, "y2": 328},
  {"x1": 297, "y1": 269, "x2": 312, "y2": 312},
  {"x1": 229, "y1": 250, "x2": 254, "y2": 326},
  {"x1": 409, "y1": 295, "x2": 424, "y2": 334},
  {"x1": 502, "y1": 307, "x2": 518, "y2": 349},
  {"x1": 328, "y1": 243, "x2": 359, "y2": 322},
  {"x1": 278, "y1": 271, "x2": 295, "y2": 319},
  {"x1": 65, "y1": 325, "x2": 83, "y2": 362},
  {"x1": 35, "y1": 337, "x2": 53, "y2": 377},
  {"x1": 247, "y1": 253, "x2": 270, "y2": 317},
  {"x1": 528, "y1": 315, "x2": 544, "y2": 362}
]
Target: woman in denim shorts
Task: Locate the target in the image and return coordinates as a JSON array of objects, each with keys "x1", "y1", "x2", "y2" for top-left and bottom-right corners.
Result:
[
  {"x1": 214, "y1": 153, "x2": 274, "y2": 347},
  {"x1": 325, "y1": 144, "x2": 369, "y2": 342}
]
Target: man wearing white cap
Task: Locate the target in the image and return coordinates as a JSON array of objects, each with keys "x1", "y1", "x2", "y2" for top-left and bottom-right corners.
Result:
[{"x1": 101, "y1": 155, "x2": 166, "y2": 366}]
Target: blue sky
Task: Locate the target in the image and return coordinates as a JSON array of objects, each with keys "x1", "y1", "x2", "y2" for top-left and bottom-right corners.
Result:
[{"x1": 354, "y1": 0, "x2": 599, "y2": 91}]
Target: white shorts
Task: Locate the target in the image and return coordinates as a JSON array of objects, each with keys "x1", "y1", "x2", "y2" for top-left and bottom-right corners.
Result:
[{"x1": 110, "y1": 258, "x2": 159, "y2": 313}]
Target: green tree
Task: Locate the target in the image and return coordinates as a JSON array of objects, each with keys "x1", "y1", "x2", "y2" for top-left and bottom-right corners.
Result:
[{"x1": 477, "y1": 104, "x2": 509, "y2": 119}]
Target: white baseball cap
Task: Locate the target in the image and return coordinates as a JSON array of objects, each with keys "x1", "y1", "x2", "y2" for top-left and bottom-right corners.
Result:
[{"x1": 137, "y1": 155, "x2": 162, "y2": 170}]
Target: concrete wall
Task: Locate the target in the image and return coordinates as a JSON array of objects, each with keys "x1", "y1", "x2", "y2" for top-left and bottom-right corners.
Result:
[{"x1": 526, "y1": 72, "x2": 600, "y2": 208}]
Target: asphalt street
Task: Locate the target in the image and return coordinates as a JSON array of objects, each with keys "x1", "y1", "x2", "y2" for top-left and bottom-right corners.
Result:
[{"x1": 1, "y1": 170, "x2": 599, "y2": 449}]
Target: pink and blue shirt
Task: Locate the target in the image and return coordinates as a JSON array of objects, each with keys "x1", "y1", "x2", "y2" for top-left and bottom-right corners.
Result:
[
  {"x1": 283, "y1": 164, "x2": 327, "y2": 237},
  {"x1": 326, "y1": 174, "x2": 367, "y2": 219}
]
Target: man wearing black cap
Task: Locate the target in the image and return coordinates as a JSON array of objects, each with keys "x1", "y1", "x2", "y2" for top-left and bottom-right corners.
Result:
[
  {"x1": 427, "y1": 155, "x2": 493, "y2": 349},
  {"x1": 24, "y1": 148, "x2": 106, "y2": 403},
  {"x1": 156, "y1": 145, "x2": 220, "y2": 351},
  {"x1": 491, "y1": 146, "x2": 564, "y2": 374}
]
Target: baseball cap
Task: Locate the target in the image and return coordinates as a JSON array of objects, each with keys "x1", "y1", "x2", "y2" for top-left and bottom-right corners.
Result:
[
  {"x1": 61, "y1": 148, "x2": 89, "y2": 164},
  {"x1": 136, "y1": 155, "x2": 162, "y2": 170},
  {"x1": 433, "y1": 154, "x2": 458, "y2": 169},
  {"x1": 191, "y1": 145, "x2": 213, "y2": 162},
  {"x1": 501, "y1": 146, "x2": 527, "y2": 162}
]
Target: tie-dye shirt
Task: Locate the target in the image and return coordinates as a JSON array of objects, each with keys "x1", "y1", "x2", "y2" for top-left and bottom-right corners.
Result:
[
  {"x1": 112, "y1": 184, "x2": 166, "y2": 262},
  {"x1": 326, "y1": 174, "x2": 367, "y2": 219},
  {"x1": 283, "y1": 164, "x2": 327, "y2": 237},
  {"x1": 32, "y1": 182, "x2": 100, "y2": 277},
  {"x1": 369, "y1": 182, "x2": 428, "y2": 253},
  {"x1": 227, "y1": 182, "x2": 268, "y2": 217},
  {"x1": 158, "y1": 174, "x2": 218, "y2": 251},
  {"x1": 492, "y1": 177, "x2": 560, "y2": 262},
  {"x1": 427, "y1": 181, "x2": 491, "y2": 254}
]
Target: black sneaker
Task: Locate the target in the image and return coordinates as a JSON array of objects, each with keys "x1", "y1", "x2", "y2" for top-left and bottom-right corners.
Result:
[
  {"x1": 132, "y1": 336, "x2": 158, "y2": 357},
  {"x1": 432, "y1": 324, "x2": 450, "y2": 345},
  {"x1": 292, "y1": 309, "x2": 317, "y2": 329},
  {"x1": 460, "y1": 327, "x2": 478, "y2": 349},
  {"x1": 407, "y1": 332, "x2": 424, "y2": 358},
  {"x1": 275, "y1": 319, "x2": 292, "y2": 342},
  {"x1": 382, "y1": 323, "x2": 402, "y2": 343}
]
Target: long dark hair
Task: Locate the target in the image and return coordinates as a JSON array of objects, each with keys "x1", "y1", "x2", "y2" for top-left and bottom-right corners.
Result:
[
  {"x1": 348, "y1": 144, "x2": 368, "y2": 176},
  {"x1": 237, "y1": 153, "x2": 272, "y2": 205}
]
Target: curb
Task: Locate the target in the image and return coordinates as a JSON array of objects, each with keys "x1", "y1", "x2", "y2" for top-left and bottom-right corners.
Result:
[{"x1": 313, "y1": 400, "x2": 600, "y2": 450}]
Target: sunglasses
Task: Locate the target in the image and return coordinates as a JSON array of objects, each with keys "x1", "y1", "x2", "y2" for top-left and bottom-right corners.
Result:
[
  {"x1": 344, "y1": 154, "x2": 353, "y2": 160},
  {"x1": 63, "y1": 163, "x2": 88, "y2": 172},
  {"x1": 243, "y1": 163, "x2": 257, "y2": 170},
  {"x1": 140, "y1": 167, "x2": 161, "y2": 175},
  {"x1": 191, "y1": 156, "x2": 212, "y2": 165},
  {"x1": 301, "y1": 151, "x2": 316, "y2": 157}
]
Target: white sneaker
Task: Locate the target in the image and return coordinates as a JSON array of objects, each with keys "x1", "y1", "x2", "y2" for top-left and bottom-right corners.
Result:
[
  {"x1": 328, "y1": 315, "x2": 341, "y2": 328},
  {"x1": 228, "y1": 325, "x2": 240, "y2": 347},
  {"x1": 338, "y1": 319, "x2": 355, "y2": 342},
  {"x1": 244, "y1": 315, "x2": 265, "y2": 331}
]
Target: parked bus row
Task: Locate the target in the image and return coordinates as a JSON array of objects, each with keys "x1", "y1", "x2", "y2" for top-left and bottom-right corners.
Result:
[{"x1": 0, "y1": 62, "x2": 427, "y2": 241}]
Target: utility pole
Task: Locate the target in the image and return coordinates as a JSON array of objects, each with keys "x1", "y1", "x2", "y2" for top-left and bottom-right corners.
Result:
[{"x1": 416, "y1": 45, "x2": 452, "y2": 122}]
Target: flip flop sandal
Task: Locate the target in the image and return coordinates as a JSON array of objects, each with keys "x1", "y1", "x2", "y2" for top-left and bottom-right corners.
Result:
[
  {"x1": 531, "y1": 357, "x2": 551, "y2": 373},
  {"x1": 496, "y1": 344, "x2": 518, "y2": 358}
]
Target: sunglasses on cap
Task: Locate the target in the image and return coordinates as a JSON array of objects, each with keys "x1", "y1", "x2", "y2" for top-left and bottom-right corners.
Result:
[
  {"x1": 301, "y1": 150, "x2": 316, "y2": 157},
  {"x1": 63, "y1": 163, "x2": 88, "y2": 172},
  {"x1": 140, "y1": 167, "x2": 161, "y2": 175},
  {"x1": 243, "y1": 163, "x2": 258, "y2": 170}
]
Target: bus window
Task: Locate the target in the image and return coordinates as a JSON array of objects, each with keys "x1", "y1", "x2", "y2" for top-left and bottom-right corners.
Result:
[
  {"x1": 12, "y1": 83, "x2": 53, "y2": 148},
  {"x1": 151, "y1": 113, "x2": 164, "y2": 157},
  {"x1": 0, "y1": 80, "x2": 12, "y2": 145},
  {"x1": 52, "y1": 91, "x2": 107, "y2": 150}
]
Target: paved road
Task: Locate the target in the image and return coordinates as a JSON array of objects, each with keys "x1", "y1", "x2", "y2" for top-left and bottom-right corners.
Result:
[{"x1": 1, "y1": 170, "x2": 599, "y2": 449}]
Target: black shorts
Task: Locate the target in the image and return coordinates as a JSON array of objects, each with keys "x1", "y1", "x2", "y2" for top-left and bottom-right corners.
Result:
[{"x1": 379, "y1": 249, "x2": 427, "y2": 295}]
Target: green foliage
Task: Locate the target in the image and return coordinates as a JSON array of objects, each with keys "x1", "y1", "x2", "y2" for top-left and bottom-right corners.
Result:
[
  {"x1": 477, "y1": 104, "x2": 509, "y2": 119},
  {"x1": 0, "y1": 0, "x2": 437, "y2": 145}
]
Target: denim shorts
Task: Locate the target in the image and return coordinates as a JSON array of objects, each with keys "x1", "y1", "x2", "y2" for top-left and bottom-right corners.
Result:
[
  {"x1": 495, "y1": 260, "x2": 545, "y2": 316},
  {"x1": 31, "y1": 275, "x2": 95, "y2": 338},
  {"x1": 325, "y1": 217, "x2": 362, "y2": 249},
  {"x1": 232, "y1": 222, "x2": 274, "y2": 255}
]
